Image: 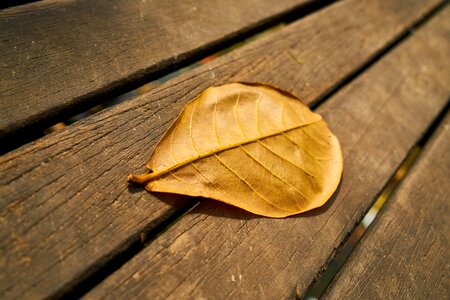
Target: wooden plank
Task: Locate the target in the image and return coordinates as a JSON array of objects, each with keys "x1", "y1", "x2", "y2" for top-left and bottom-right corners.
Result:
[
  {"x1": 0, "y1": 0, "x2": 444, "y2": 298},
  {"x1": 0, "y1": 0, "x2": 318, "y2": 141},
  {"x1": 83, "y1": 7, "x2": 450, "y2": 299},
  {"x1": 323, "y1": 114, "x2": 450, "y2": 299}
]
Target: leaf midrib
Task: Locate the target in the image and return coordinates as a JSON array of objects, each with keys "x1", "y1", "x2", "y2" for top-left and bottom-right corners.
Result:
[{"x1": 143, "y1": 119, "x2": 323, "y2": 182}]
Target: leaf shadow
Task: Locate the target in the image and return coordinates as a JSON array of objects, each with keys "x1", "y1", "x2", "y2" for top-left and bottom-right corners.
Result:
[
  {"x1": 127, "y1": 184, "x2": 146, "y2": 194},
  {"x1": 127, "y1": 183, "x2": 195, "y2": 209},
  {"x1": 194, "y1": 199, "x2": 266, "y2": 220},
  {"x1": 151, "y1": 191, "x2": 263, "y2": 221}
]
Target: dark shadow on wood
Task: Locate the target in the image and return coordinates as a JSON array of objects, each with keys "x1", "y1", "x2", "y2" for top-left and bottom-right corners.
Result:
[
  {"x1": 193, "y1": 199, "x2": 264, "y2": 221},
  {"x1": 148, "y1": 192, "x2": 198, "y2": 211},
  {"x1": 126, "y1": 183, "x2": 145, "y2": 194},
  {"x1": 0, "y1": 0, "x2": 40, "y2": 9}
]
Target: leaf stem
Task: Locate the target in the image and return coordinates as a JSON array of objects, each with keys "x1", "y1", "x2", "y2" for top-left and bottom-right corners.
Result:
[{"x1": 127, "y1": 173, "x2": 155, "y2": 185}]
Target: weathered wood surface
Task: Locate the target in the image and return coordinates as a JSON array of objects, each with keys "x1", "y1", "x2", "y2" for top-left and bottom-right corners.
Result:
[
  {"x1": 0, "y1": 0, "x2": 317, "y2": 141},
  {"x1": 323, "y1": 114, "x2": 450, "y2": 299},
  {"x1": 84, "y1": 7, "x2": 450, "y2": 299},
  {"x1": 0, "y1": 0, "x2": 444, "y2": 298}
]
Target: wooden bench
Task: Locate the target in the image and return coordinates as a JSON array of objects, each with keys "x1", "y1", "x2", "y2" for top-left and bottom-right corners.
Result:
[{"x1": 0, "y1": 0, "x2": 448, "y2": 299}]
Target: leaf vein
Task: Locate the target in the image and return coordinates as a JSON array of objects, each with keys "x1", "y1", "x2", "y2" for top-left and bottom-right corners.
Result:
[
  {"x1": 255, "y1": 92, "x2": 262, "y2": 135},
  {"x1": 257, "y1": 140, "x2": 318, "y2": 179},
  {"x1": 239, "y1": 145, "x2": 308, "y2": 205},
  {"x1": 191, "y1": 163, "x2": 230, "y2": 200},
  {"x1": 214, "y1": 154, "x2": 291, "y2": 212},
  {"x1": 234, "y1": 92, "x2": 247, "y2": 138},
  {"x1": 213, "y1": 93, "x2": 221, "y2": 147},
  {"x1": 169, "y1": 171, "x2": 185, "y2": 183},
  {"x1": 282, "y1": 131, "x2": 327, "y2": 163},
  {"x1": 170, "y1": 122, "x2": 177, "y2": 163},
  {"x1": 189, "y1": 101, "x2": 200, "y2": 155},
  {"x1": 301, "y1": 127, "x2": 330, "y2": 147}
]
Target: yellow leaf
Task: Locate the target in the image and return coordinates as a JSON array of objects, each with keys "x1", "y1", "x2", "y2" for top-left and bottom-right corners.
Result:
[{"x1": 128, "y1": 83, "x2": 343, "y2": 218}]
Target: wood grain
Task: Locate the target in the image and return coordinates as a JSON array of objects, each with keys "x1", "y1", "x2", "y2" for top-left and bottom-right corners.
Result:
[
  {"x1": 0, "y1": 0, "x2": 444, "y2": 298},
  {"x1": 323, "y1": 114, "x2": 450, "y2": 299},
  {"x1": 0, "y1": 0, "x2": 317, "y2": 141},
  {"x1": 83, "y1": 7, "x2": 450, "y2": 299}
]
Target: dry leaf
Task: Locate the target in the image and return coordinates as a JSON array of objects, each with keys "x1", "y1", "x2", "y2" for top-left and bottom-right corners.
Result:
[{"x1": 128, "y1": 82, "x2": 343, "y2": 218}]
